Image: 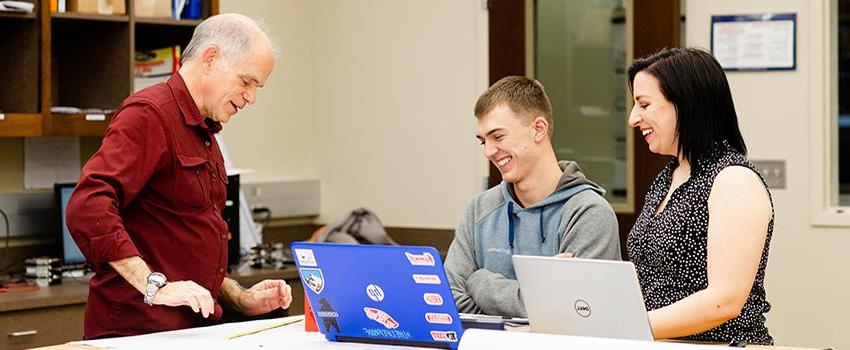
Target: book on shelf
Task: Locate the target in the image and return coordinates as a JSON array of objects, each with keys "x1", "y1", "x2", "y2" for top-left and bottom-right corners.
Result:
[{"x1": 134, "y1": 45, "x2": 181, "y2": 93}]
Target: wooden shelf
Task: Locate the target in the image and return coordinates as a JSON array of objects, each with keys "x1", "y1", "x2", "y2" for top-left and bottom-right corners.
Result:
[
  {"x1": 0, "y1": 0, "x2": 217, "y2": 138},
  {"x1": 46, "y1": 113, "x2": 112, "y2": 136},
  {"x1": 0, "y1": 113, "x2": 42, "y2": 137},
  {"x1": 0, "y1": 11, "x2": 36, "y2": 19},
  {"x1": 51, "y1": 11, "x2": 129, "y2": 22},
  {"x1": 135, "y1": 17, "x2": 203, "y2": 26}
]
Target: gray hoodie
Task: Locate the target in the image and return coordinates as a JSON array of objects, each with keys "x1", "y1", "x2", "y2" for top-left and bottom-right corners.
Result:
[{"x1": 444, "y1": 161, "x2": 621, "y2": 317}]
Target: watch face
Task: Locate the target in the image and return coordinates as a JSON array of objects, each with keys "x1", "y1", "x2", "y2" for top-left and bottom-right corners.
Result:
[{"x1": 148, "y1": 272, "x2": 167, "y2": 286}]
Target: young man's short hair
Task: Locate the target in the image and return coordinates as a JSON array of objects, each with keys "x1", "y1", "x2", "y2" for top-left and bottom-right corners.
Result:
[{"x1": 474, "y1": 76, "x2": 554, "y2": 135}]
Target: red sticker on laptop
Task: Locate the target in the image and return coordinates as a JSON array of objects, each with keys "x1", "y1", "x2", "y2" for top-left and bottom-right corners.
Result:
[
  {"x1": 423, "y1": 293, "x2": 444, "y2": 306},
  {"x1": 364, "y1": 307, "x2": 399, "y2": 329},
  {"x1": 430, "y1": 330, "x2": 459, "y2": 342},
  {"x1": 404, "y1": 251, "x2": 436, "y2": 266},
  {"x1": 425, "y1": 313, "x2": 453, "y2": 324},
  {"x1": 412, "y1": 274, "x2": 441, "y2": 284}
]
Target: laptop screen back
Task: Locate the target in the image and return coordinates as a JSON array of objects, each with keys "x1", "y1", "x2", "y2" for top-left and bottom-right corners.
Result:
[
  {"x1": 512, "y1": 255, "x2": 653, "y2": 341},
  {"x1": 291, "y1": 242, "x2": 464, "y2": 349}
]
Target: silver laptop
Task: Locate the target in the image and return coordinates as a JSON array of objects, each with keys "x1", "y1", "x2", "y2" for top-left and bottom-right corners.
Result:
[{"x1": 512, "y1": 255, "x2": 654, "y2": 341}]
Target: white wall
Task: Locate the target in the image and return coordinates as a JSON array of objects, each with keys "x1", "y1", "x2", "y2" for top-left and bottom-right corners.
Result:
[
  {"x1": 688, "y1": 1, "x2": 849, "y2": 349},
  {"x1": 219, "y1": 1, "x2": 318, "y2": 182},
  {"x1": 218, "y1": 1, "x2": 488, "y2": 228}
]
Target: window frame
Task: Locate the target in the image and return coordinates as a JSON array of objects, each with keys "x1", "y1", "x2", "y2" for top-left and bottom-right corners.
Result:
[{"x1": 811, "y1": 0, "x2": 850, "y2": 226}]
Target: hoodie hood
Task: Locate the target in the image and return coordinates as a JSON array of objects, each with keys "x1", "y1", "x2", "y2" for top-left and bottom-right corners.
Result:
[
  {"x1": 502, "y1": 160, "x2": 604, "y2": 209},
  {"x1": 500, "y1": 160, "x2": 605, "y2": 250}
]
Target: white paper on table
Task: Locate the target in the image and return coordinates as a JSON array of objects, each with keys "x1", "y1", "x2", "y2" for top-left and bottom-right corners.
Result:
[
  {"x1": 24, "y1": 137, "x2": 80, "y2": 190},
  {"x1": 459, "y1": 329, "x2": 724, "y2": 350}
]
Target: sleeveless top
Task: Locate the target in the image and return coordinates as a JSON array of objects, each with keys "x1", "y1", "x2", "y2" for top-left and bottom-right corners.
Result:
[{"x1": 627, "y1": 141, "x2": 774, "y2": 344}]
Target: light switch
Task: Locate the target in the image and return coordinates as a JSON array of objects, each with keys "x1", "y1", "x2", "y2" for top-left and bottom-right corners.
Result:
[{"x1": 750, "y1": 160, "x2": 786, "y2": 189}]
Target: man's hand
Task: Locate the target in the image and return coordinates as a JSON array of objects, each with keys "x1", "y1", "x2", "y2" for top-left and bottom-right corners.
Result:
[
  {"x1": 152, "y1": 281, "x2": 215, "y2": 318},
  {"x1": 236, "y1": 279, "x2": 293, "y2": 316},
  {"x1": 553, "y1": 252, "x2": 575, "y2": 259}
]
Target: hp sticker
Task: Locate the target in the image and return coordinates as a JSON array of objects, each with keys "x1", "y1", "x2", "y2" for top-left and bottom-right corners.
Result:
[
  {"x1": 294, "y1": 248, "x2": 317, "y2": 267},
  {"x1": 366, "y1": 284, "x2": 385, "y2": 302}
]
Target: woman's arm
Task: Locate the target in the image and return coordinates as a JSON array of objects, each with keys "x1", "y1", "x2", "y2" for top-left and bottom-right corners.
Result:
[{"x1": 648, "y1": 166, "x2": 772, "y2": 340}]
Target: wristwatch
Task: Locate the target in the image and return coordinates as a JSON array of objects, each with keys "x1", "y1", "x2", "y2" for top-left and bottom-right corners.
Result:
[{"x1": 144, "y1": 272, "x2": 167, "y2": 306}]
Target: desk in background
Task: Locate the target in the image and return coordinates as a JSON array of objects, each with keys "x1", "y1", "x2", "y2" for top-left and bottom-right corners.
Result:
[{"x1": 0, "y1": 266, "x2": 303, "y2": 350}]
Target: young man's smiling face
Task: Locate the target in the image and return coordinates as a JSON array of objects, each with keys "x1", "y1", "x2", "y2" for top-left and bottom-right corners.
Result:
[{"x1": 476, "y1": 103, "x2": 544, "y2": 184}]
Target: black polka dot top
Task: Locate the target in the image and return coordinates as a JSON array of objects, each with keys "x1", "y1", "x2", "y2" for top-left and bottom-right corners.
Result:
[{"x1": 627, "y1": 141, "x2": 774, "y2": 345}]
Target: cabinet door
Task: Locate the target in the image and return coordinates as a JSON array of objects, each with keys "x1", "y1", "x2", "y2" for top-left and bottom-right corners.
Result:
[{"x1": 0, "y1": 304, "x2": 85, "y2": 350}]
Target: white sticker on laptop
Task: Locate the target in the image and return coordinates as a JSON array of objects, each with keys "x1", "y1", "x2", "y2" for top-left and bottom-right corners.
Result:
[
  {"x1": 425, "y1": 312, "x2": 453, "y2": 324},
  {"x1": 404, "y1": 251, "x2": 436, "y2": 266},
  {"x1": 294, "y1": 248, "x2": 318, "y2": 267},
  {"x1": 412, "y1": 274, "x2": 441, "y2": 285},
  {"x1": 430, "y1": 330, "x2": 459, "y2": 342},
  {"x1": 301, "y1": 268, "x2": 325, "y2": 294},
  {"x1": 423, "y1": 293, "x2": 444, "y2": 306},
  {"x1": 366, "y1": 284, "x2": 385, "y2": 302},
  {"x1": 364, "y1": 307, "x2": 399, "y2": 329}
]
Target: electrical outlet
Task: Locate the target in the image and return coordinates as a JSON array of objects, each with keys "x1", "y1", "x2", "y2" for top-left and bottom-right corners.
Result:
[{"x1": 750, "y1": 160, "x2": 786, "y2": 189}]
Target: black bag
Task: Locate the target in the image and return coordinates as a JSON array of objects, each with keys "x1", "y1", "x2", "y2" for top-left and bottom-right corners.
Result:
[{"x1": 314, "y1": 208, "x2": 397, "y2": 245}]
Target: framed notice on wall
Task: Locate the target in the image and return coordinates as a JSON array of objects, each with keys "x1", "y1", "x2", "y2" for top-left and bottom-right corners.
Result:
[{"x1": 711, "y1": 13, "x2": 796, "y2": 71}]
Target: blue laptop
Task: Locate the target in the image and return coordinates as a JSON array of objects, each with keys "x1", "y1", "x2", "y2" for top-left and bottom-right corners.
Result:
[{"x1": 291, "y1": 242, "x2": 465, "y2": 349}]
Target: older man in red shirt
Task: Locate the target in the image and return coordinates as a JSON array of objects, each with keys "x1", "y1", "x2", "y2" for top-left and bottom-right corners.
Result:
[{"x1": 66, "y1": 13, "x2": 291, "y2": 339}]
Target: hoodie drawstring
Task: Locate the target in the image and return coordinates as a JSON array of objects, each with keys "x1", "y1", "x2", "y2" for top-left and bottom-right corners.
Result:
[
  {"x1": 539, "y1": 208, "x2": 545, "y2": 244},
  {"x1": 507, "y1": 201, "x2": 515, "y2": 250},
  {"x1": 507, "y1": 203, "x2": 548, "y2": 250}
]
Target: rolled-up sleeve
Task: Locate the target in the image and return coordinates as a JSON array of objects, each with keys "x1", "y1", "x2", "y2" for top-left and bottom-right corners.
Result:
[{"x1": 66, "y1": 102, "x2": 168, "y2": 271}]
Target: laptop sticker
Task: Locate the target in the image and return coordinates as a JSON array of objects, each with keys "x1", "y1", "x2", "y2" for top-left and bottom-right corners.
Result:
[
  {"x1": 317, "y1": 297, "x2": 341, "y2": 332},
  {"x1": 405, "y1": 252, "x2": 436, "y2": 267},
  {"x1": 364, "y1": 307, "x2": 400, "y2": 329},
  {"x1": 294, "y1": 248, "x2": 318, "y2": 267},
  {"x1": 366, "y1": 284, "x2": 385, "y2": 302},
  {"x1": 362, "y1": 328, "x2": 412, "y2": 340},
  {"x1": 301, "y1": 268, "x2": 325, "y2": 294},
  {"x1": 425, "y1": 313, "x2": 453, "y2": 324},
  {"x1": 412, "y1": 274, "x2": 441, "y2": 285},
  {"x1": 430, "y1": 330, "x2": 459, "y2": 342},
  {"x1": 423, "y1": 293, "x2": 444, "y2": 306}
]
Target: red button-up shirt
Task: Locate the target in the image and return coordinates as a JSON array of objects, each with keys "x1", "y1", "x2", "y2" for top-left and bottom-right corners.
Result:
[{"x1": 67, "y1": 73, "x2": 229, "y2": 339}]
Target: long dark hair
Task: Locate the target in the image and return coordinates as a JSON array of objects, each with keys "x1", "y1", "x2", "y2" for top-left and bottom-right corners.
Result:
[{"x1": 627, "y1": 47, "x2": 746, "y2": 163}]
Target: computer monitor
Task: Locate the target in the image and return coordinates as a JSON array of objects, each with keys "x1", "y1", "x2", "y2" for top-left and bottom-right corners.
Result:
[{"x1": 55, "y1": 183, "x2": 86, "y2": 265}]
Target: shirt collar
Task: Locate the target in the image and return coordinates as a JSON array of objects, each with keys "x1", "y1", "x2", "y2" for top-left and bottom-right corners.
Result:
[{"x1": 167, "y1": 73, "x2": 223, "y2": 134}]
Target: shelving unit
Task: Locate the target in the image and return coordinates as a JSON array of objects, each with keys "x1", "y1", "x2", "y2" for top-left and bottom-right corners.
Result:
[{"x1": 0, "y1": 0, "x2": 218, "y2": 137}]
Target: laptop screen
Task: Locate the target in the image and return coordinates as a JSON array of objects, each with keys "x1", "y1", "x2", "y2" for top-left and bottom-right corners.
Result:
[{"x1": 291, "y1": 242, "x2": 464, "y2": 349}]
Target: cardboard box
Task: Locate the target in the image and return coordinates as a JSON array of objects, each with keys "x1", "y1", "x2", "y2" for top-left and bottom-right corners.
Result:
[
  {"x1": 134, "y1": 0, "x2": 170, "y2": 18},
  {"x1": 68, "y1": 0, "x2": 125, "y2": 15}
]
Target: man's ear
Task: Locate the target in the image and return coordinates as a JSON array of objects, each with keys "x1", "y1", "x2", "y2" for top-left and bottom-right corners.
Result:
[
  {"x1": 200, "y1": 45, "x2": 220, "y2": 72},
  {"x1": 531, "y1": 116, "x2": 549, "y2": 142}
]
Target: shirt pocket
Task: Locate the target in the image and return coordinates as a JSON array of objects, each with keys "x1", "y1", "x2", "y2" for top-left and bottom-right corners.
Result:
[{"x1": 175, "y1": 154, "x2": 211, "y2": 210}]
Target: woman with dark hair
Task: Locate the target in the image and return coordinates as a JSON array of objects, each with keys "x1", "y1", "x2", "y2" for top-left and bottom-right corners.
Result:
[{"x1": 626, "y1": 47, "x2": 774, "y2": 344}]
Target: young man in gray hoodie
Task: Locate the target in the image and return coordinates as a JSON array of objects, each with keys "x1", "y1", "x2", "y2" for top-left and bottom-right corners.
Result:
[{"x1": 445, "y1": 76, "x2": 621, "y2": 318}]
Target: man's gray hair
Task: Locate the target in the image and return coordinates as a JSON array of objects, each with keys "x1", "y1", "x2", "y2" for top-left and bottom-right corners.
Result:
[{"x1": 181, "y1": 14, "x2": 277, "y2": 67}]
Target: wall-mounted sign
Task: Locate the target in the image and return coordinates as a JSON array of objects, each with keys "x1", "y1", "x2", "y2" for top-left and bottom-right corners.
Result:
[{"x1": 711, "y1": 13, "x2": 796, "y2": 71}]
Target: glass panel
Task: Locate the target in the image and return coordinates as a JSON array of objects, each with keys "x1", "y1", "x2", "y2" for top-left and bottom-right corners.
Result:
[
  {"x1": 535, "y1": 0, "x2": 628, "y2": 204},
  {"x1": 839, "y1": 0, "x2": 850, "y2": 205}
]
